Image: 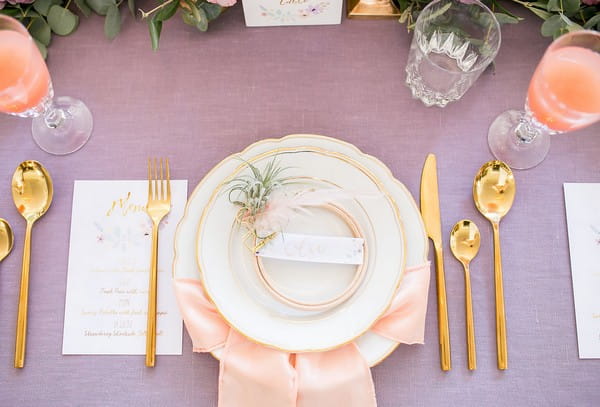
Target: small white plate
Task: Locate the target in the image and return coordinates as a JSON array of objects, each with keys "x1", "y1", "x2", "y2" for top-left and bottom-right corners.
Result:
[
  {"x1": 197, "y1": 147, "x2": 405, "y2": 352},
  {"x1": 173, "y1": 135, "x2": 428, "y2": 365}
]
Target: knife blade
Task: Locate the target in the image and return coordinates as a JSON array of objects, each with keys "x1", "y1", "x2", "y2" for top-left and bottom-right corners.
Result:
[{"x1": 420, "y1": 153, "x2": 451, "y2": 371}]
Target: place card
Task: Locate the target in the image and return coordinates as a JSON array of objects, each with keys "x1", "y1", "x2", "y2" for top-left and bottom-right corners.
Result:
[
  {"x1": 62, "y1": 180, "x2": 187, "y2": 355},
  {"x1": 242, "y1": 0, "x2": 342, "y2": 27},
  {"x1": 564, "y1": 183, "x2": 600, "y2": 358},
  {"x1": 256, "y1": 232, "x2": 364, "y2": 265}
]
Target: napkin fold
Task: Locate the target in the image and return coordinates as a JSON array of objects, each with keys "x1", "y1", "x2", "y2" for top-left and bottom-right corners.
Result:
[{"x1": 174, "y1": 262, "x2": 430, "y2": 407}]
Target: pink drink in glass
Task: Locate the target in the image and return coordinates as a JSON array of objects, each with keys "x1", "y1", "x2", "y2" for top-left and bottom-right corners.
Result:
[
  {"x1": 0, "y1": 30, "x2": 50, "y2": 115},
  {"x1": 527, "y1": 46, "x2": 600, "y2": 132}
]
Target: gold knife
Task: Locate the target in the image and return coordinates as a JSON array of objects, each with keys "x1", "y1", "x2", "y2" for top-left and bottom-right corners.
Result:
[{"x1": 420, "y1": 153, "x2": 451, "y2": 371}]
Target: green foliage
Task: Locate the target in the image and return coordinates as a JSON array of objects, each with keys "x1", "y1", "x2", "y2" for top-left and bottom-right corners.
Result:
[
  {"x1": 47, "y1": 5, "x2": 79, "y2": 35},
  {"x1": 394, "y1": 0, "x2": 599, "y2": 38},
  {"x1": 144, "y1": 0, "x2": 224, "y2": 50}
]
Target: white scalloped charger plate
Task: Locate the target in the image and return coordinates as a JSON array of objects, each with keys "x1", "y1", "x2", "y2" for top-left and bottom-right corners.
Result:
[{"x1": 173, "y1": 135, "x2": 428, "y2": 365}]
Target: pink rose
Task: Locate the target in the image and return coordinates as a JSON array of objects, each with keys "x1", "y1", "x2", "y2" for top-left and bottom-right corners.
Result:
[
  {"x1": 582, "y1": 0, "x2": 599, "y2": 4},
  {"x1": 206, "y1": 0, "x2": 236, "y2": 7}
]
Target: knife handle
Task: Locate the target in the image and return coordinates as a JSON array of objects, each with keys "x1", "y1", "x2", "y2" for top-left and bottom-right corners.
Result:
[{"x1": 434, "y1": 245, "x2": 451, "y2": 371}]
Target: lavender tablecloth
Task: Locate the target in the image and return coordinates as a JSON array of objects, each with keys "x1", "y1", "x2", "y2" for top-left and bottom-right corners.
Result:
[{"x1": 1, "y1": 4, "x2": 599, "y2": 406}]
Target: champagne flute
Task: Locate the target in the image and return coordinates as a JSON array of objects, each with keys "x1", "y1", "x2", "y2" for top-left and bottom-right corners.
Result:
[
  {"x1": 0, "y1": 15, "x2": 92, "y2": 155},
  {"x1": 488, "y1": 30, "x2": 600, "y2": 170}
]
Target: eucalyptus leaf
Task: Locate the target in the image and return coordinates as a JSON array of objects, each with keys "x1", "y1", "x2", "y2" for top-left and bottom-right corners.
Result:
[
  {"x1": 128, "y1": 0, "x2": 136, "y2": 16},
  {"x1": 148, "y1": 15, "x2": 162, "y2": 50},
  {"x1": 0, "y1": 9, "x2": 22, "y2": 17},
  {"x1": 546, "y1": 0, "x2": 561, "y2": 12},
  {"x1": 181, "y1": 10, "x2": 196, "y2": 26},
  {"x1": 195, "y1": 6, "x2": 208, "y2": 31},
  {"x1": 29, "y1": 17, "x2": 51, "y2": 46},
  {"x1": 529, "y1": 1, "x2": 549, "y2": 7},
  {"x1": 562, "y1": 0, "x2": 580, "y2": 15},
  {"x1": 527, "y1": 6, "x2": 553, "y2": 20},
  {"x1": 104, "y1": 4, "x2": 120, "y2": 39},
  {"x1": 74, "y1": 0, "x2": 92, "y2": 18},
  {"x1": 584, "y1": 14, "x2": 600, "y2": 29},
  {"x1": 33, "y1": 0, "x2": 61, "y2": 16},
  {"x1": 200, "y1": 2, "x2": 222, "y2": 21},
  {"x1": 33, "y1": 38, "x2": 48, "y2": 59},
  {"x1": 494, "y1": 13, "x2": 519, "y2": 24},
  {"x1": 156, "y1": 0, "x2": 179, "y2": 21},
  {"x1": 87, "y1": 0, "x2": 115, "y2": 16},
  {"x1": 47, "y1": 5, "x2": 79, "y2": 36}
]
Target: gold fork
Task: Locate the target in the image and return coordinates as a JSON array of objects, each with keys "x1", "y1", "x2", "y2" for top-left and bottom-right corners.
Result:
[{"x1": 145, "y1": 158, "x2": 171, "y2": 367}]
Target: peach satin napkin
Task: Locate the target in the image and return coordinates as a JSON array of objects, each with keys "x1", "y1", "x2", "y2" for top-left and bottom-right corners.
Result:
[{"x1": 174, "y1": 262, "x2": 430, "y2": 407}]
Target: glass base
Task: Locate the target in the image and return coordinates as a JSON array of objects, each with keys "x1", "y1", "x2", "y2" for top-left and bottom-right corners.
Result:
[
  {"x1": 31, "y1": 96, "x2": 93, "y2": 155},
  {"x1": 488, "y1": 109, "x2": 551, "y2": 170}
]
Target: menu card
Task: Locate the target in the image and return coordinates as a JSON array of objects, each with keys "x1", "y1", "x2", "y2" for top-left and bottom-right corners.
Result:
[
  {"x1": 564, "y1": 183, "x2": 600, "y2": 359},
  {"x1": 62, "y1": 180, "x2": 187, "y2": 355}
]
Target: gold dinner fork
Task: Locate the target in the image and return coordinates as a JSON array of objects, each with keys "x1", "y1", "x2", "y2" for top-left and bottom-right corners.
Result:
[{"x1": 145, "y1": 158, "x2": 171, "y2": 367}]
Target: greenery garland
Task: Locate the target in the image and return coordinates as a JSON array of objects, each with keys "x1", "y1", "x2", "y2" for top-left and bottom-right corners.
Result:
[{"x1": 1, "y1": 0, "x2": 598, "y2": 57}]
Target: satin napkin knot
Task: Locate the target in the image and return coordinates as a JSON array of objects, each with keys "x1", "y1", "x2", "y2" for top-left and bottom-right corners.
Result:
[{"x1": 174, "y1": 262, "x2": 430, "y2": 407}]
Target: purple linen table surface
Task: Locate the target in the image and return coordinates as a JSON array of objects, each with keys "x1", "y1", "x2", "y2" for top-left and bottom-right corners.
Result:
[{"x1": 0, "y1": 4, "x2": 599, "y2": 406}]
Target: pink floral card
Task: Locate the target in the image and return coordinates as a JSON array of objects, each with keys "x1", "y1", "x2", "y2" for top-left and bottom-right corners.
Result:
[
  {"x1": 62, "y1": 180, "x2": 187, "y2": 355},
  {"x1": 564, "y1": 183, "x2": 600, "y2": 358},
  {"x1": 242, "y1": 0, "x2": 342, "y2": 26}
]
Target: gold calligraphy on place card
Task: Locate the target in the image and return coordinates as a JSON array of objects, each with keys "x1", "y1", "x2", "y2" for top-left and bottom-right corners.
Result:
[
  {"x1": 280, "y1": 0, "x2": 308, "y2": 5},
  {"x1": 62, "y1": 180, "x2": 187, "y2": 355}
]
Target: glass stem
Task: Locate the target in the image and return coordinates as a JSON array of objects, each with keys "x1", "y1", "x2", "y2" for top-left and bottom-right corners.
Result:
[
  {"x1": 513, "y1": 109, "x2": 551, "y2": 145},
  {"x1": 43, "y1": 101, "x2": 66, "y2": 129}
]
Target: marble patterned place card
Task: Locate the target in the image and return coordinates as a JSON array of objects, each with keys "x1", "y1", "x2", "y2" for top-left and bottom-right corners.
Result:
[
  {"x1": 62, "y1": 180, "x2": 187, "y2": 355},
  {"x1": 564, "y1": 183, "x2": 600, "y2": 359},
  {"x1": 242, "y1": 0, "x2": 342, "y2": 27}
]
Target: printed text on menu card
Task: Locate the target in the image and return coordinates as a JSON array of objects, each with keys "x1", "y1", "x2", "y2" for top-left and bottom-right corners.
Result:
[
  {"x1": 564, "y1": 183, "x2": 600, "y2": 358},
  {"x1": 62, "y1": 180, "x2": 187, "y2": 355}
]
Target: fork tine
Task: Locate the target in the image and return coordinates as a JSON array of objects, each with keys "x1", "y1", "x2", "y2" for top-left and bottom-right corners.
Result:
[
  {"x1": 153, "y1": 158, "x2": 159, "y2": 200},
  {"x1": 147, "y1": 158, "x2": 152, "y2": 201},
  {"x1": 166, "y1": 158, "x2": 171, "y2": 202},
  {"x1": 159, "y1": 158, "x2": 164, "y2": 200}
]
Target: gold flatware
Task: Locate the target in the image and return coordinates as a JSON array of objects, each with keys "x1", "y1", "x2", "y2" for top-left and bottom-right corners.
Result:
[
  {"x1": 420, "y1": 153, "x2": 451, "y2": 371},
  {"x1": 145, "y1": 158, "x2": 171, "y2": 367},
  {"x1": 473, "y1": 160, "x2": 515, "y2": 370},
  {"x1": 450, "y1": 220, "x2": 480, "y2": 371},
  {"x1": 12, "y1": 160, "x2": 53, "y2": 368},
  {"x1": 0, "y1": 219, "x2": 14, "y2": 263}
]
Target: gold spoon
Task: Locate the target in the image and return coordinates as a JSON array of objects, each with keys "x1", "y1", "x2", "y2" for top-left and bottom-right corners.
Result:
[
  {"x1": 450, "y1": 220, "x2": 480, "y2": 371},
  {"x1": 0, "y1": 219, "x2": 14, "y2": 262},
  {"x1": 12, "y1": 160, "x2": 53, "y2": 368},
  {"x1": 473, "y1": 160, "x2": 515, "y2": 370}
]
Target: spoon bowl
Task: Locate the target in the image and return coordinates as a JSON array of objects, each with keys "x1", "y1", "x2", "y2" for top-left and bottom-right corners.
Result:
[
  {"x1": 12, "y1": 160, "x2": 53, "y2": 368},
  {"x1": 0, "y1": 219, "x2": 14, "y2": 262},
  {"x1": 12, "y1": 161, "x2": 53, "y2": 223},
  {"x1": 473, "y1": 161, "x2": 515, "y2": 223},
  {"x1": 450, "y1": 220, "x2": 480, "y2": 266}
]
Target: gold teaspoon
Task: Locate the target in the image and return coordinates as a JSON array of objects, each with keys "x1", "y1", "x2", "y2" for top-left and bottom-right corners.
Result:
[
  {"x1": 12, "y1": 161, "x2": 53, "y2": 368},
  {"x1": 473, "y1": 160, "x2": 515, "y2": 370},
  {"x1": 0, "y1": 219, "x2": 14, "y2": 262},
  {"x1": 450, "y1": 220, "x2": 480, "y2": 371}
]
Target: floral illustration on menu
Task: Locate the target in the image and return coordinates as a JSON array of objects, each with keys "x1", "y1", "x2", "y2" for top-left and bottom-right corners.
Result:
[{"x1": 259, "y1": 2, "x2": 330, "y2": 22}]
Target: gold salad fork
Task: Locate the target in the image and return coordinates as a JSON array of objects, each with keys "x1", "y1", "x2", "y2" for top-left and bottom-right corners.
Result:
[{"x1": 145, "y1": 158, "x2": 171, "y2": 367}]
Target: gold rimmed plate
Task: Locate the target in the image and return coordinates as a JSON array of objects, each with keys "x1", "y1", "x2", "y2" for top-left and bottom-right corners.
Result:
[{"x1": 173, "y1": 135, "x2": 428, "y2": 365}]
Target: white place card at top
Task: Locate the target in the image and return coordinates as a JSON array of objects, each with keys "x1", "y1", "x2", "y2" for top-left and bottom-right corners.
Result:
[
  {"x1": 242, "y1": 0, "x2": 342, "y2": 27},
  {"x1": 564, "y1": 183, "x2": 600, "y2": 359},
  {"x1": 62, "y1": 180, "x2": 187, "y2": 355}
]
